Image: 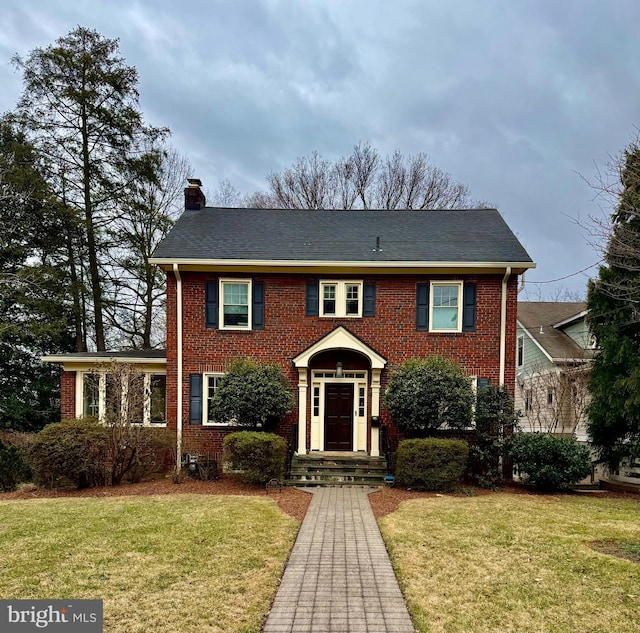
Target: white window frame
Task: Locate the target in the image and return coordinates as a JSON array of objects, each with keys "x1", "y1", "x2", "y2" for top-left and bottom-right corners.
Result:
[
  {"x1": 77, "y1": 371, "x2": 167, "y2": 426},
  {"x1": 203, "y1": 372, "x2": 234, "y2": 426},
  {"x1": 517, "y1": 335, "x2": 524, "y2": 367},
  {"x1": 219, "y1": 278, "x2": 252, "y2": 330},
  {"x1": 429, "y1": 281, "x2": 463, "y2": 333},
  {"x1": 319, "y1": 280, "x2": 363, "y2": 318}
]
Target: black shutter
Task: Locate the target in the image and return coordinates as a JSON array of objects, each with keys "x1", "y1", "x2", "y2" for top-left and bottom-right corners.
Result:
[
  {"x1": 205, "y1": 281, "x2": 218, "y2": 328},
  {"x1": 416, "y1": 283, "x2": 429, "y2": 331},
  {"x1": 306, "y1": 280, "x2": 319, "y2": 316},
  {"x1": 462, "y1": 283, "x2": 477, "y2": 332},
  {"x1": 363, "y1": 282, "x2": 376, "y2": 316},
  {"x1": 189, "y1": 374, "x2": 203, "y2": 425},
  {"x1": 253, "y1": 281, "x2": 265, "y2": 329}
]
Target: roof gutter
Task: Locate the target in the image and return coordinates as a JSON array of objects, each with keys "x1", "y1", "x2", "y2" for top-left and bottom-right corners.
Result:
[
  {"x1": 173, "y1": 263, "x2": 183, "y2": 477},
  {"x1": 500, "y1": 267, "x2": 512, "y2": 386}
]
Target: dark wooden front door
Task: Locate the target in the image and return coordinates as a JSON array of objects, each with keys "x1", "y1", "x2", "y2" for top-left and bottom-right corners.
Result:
[{"x1": 324, "y1": 383, "x2": 354, "y2": 451}]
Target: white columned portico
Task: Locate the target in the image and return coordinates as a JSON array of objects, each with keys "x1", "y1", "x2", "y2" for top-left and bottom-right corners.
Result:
[
  {"x1": 297, "y1": 368, "x2": 308, "y2": 454},
  {"x1": 292, "y1": 326, "x2": 386, "y2": 454},
  {"x1": 370, "y1": 368, "x2": 382, "y2": 457}
]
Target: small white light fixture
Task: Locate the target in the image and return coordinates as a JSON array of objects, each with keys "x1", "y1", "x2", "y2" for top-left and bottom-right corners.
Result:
[{"x1": 336, "y1": 361, "x2": 343, "y2": 378}]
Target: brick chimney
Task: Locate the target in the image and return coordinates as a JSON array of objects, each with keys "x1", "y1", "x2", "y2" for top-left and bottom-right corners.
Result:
[{"x1": 184, "y1": 178, "x2": 206, "y2": 210}]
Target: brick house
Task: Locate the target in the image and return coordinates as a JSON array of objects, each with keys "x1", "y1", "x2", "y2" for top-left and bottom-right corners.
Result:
[{"x1": 45, "y1": 180, "x2": 535, "y2": 464}]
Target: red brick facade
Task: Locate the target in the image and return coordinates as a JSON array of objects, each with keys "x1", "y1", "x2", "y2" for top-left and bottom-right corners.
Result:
[
  {"x1": 165, "y1": 271, "x2": 519, "y2": 454},
  {"x1": 60, "y1": 370, "x2": 76, "y2": 419}
]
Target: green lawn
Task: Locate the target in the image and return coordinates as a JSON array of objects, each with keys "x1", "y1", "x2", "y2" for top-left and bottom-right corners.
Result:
[
  {"x1": 379, "y1": 493, "x2": 640, "y2": 633},
  {"x1": 0, "y1": 494, "x2": 299, "y2": 633}
]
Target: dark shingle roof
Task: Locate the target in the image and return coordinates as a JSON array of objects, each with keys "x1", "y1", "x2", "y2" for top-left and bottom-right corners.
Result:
[
  {"x1": 518, "y1": 302, "x2": 592, "y2": 361},
  {"x1": 152, "y1": 207, "x2": 533, "y2": 265}
]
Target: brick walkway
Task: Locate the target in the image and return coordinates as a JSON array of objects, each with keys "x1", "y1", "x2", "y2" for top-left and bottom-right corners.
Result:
[{"x1": 263, "y1": 487, "x2": 415, "y2": 633}]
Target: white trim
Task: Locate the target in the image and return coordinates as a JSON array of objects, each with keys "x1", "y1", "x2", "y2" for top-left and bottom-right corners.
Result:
[
  {"x1": 553, "y1": 310, "x2": 588, "y2": 329},
  {"x1": 42, "y1": 355, "x2": 166, "y2": 365},
  {"x1": 174, "y1": 264, "x2": 183, "y2": 474},
  {"x1": 219, "y1": 278, "x2": 252, "y2": 330},
  {"x1": 499, "y1": 267, "x2": 511, "y2": 385},
  {"x1": 310, "y1": 371, "x2": 368, "y2": 452},
  {"x1": 293, "y1": 326, "x2": 386, "y2": 369},
  {"x1": 150, "y1": 257, "x2": 536, "y2": 273},
  {"x1": 429, "y1": 281, "x2": 464, "y2": 333}
]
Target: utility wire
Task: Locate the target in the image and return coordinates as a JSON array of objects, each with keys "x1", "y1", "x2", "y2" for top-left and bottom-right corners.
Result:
[{"x1": 526, "y1": 260, "x2": 603, "y2": 284}]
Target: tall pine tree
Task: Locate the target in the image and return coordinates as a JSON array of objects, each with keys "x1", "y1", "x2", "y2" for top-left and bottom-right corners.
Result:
[
  {"x1": 0, "y1": 117, "x2": 74, "y2": 431},
  {"x1": 587, "y1": 140, "x2": 640, "y2": 467},
  {"x1": 12, "y1": 26, "x2": 168, "y2": 351}
]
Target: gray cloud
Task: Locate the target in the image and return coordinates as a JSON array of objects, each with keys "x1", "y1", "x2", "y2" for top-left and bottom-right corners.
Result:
[{"x1": 1, "y1": 0, "x2": 639, "y2": 297}]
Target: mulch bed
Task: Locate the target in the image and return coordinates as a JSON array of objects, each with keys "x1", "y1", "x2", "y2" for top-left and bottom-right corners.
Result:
[{"x1": 2, "y1": 478, "x2": 636, "y2": 522}]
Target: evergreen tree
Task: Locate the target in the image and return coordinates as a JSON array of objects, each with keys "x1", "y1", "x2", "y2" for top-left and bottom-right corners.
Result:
[
  {"x1": 587, "y1": 141, "x2": 640, "y2": 467},
  {"x1": 12, "y1": 26, "x2": 168, "y2": 350},
  {"x1": 0, "y1": 117, "x2": 74, "y2": 431}
]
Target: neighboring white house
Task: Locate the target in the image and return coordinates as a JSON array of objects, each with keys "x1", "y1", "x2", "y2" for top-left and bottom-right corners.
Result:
[
  {"x1": 516, "y1": 302, "x2": 593, "y2": 440},
  {"x1": 515, "y1": 301, "x2": 640, "y2": 488}
]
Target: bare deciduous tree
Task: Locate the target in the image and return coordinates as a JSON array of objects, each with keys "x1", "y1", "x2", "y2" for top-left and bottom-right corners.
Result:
[
  {"x1": 248, "y1": 141, "x2": 476, "y2": 210},
  {"x1": 519, "y1": 363, "x2": 590, "y2": 436},
  {"x1": 103, "y1": 147, "x2": 190, "y2": 349}
]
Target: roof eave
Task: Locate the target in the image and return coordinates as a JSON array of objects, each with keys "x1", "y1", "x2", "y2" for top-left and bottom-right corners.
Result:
[
  {"x1": 149, "y1": 257, "x2": 536, "y2": 275},
  {"x1": 42, "y1": 355, "x2": 167, "y2": 365}
]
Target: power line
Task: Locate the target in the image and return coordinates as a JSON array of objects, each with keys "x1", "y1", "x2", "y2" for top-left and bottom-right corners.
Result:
[{"x1": 526, "y1": 260, "x2": 603, "y2": 285}]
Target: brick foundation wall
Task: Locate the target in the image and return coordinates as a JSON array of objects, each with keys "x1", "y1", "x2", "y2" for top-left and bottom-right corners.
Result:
[{"x1": 166, "y1": 272, "x2": 519, "y2": 454}]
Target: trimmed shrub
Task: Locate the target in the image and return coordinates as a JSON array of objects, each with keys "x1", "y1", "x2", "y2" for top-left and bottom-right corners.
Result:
[
  {"x1": 395, "y1": 438, "x2": 469, "y2": 490},
  {"x1": 0, "y1": 440, "x2": 28, "y2": 491},
  {"x1": 210, "y1": 359, "x2": 293, "y2": 430},
  {"x1": 510, "y1": 433, "x2": 592, "y2": 491},
  {"x1": 28, "y1": 418, "x2": 109, "y2": 489},
  {"x1": 223, "y1": 431, "x2": 287, "y2": 484},
  {"x1": 385, "y1": 357, "x2": 474, "y2": 436}
]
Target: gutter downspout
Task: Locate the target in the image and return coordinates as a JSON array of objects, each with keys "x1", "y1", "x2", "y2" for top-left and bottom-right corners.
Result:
[
  {"x1": 173, "y1": 264, "x2": 183, "y2": 476},
  {"x1": 499, "y1": 267, "x2": 512, "y2": 386}
]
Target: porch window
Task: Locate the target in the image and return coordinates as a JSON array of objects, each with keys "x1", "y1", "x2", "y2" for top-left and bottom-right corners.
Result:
[
  {"x1": 81, "y1": 371, "x2": 166, "y2": 426},
  {"x1": 83, "y1": 373, "x2": 100, "y2": 418},
  {"x1": 149, "y1": 375, "x2": 166, "y2": 424}
]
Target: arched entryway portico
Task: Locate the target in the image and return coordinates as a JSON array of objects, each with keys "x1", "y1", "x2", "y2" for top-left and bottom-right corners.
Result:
[{"x1": 292, "y1": 326, "x2": 386, "y2": 455}]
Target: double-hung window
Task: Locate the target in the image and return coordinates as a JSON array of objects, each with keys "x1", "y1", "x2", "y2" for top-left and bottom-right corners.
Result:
[
  {"x1": 320, "y1": 281, "x2": 363, "y2": 317},
  {"x1": 430, "y1": 281, "x2": 463, "y2": 332},
  {"x1": 203, "y1": 373, "x2": 229, "y2": 426},
  {"x1": 220, "y1": 279, "x2": 251, "y2": 329}
]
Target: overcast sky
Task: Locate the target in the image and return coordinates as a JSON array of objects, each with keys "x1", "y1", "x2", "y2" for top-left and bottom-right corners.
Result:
[{"x1": 1, "y1": 0, "x2": 638, "y2": 299}]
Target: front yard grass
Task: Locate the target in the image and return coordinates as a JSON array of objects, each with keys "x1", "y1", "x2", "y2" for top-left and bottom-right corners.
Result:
[
  {"x1": 0, "y1": 494, "x2": 299, "y2": 633},
  {"x1": 379, "y1": 493, "x2": 640, "y2": 633}
]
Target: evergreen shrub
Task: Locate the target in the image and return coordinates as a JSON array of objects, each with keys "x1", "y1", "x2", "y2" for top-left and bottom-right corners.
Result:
[
  {"x1": 395, "y1": 438, "x2": 469, "y2": 490},
  {"x1": 223, "y1": 431, "x2": 287, "y2": 484},
  {"x1": 510, "y1": 433, "x2": 592, "y2": 491}
]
